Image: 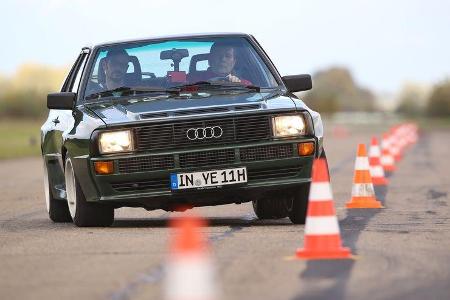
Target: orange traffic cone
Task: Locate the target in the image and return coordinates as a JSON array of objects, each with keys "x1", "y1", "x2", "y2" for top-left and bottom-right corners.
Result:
[
  {"x1": 369, "y1": 137, "x2": 389, "y2": 186},
  {"x1": 296, "y1": 158, "x2": 352, "y2": 260},
  {"x1": 346, "y1": 144, "x2": 383, "y2": 209},
  {"x1": 389, "y1": 128, "x2": 403, "y2": 162},
  {"x1": 397, "y1": 133, "x2": 408, "y2": 155},
  {"x1": 405, "y1": 123, "x2": 418, "y2": 146},
  {"x1": 165, "y1": 215, "x2": 217, "y2": 300},
  {"x1": 380, "y1": 133, "x2": 396, "y2": 173},
  {"x1": 397, "y1": 124, "x2": 410, "y2": 153}
]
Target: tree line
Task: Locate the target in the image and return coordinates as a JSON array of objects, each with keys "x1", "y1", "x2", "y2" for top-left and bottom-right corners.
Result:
[
  {"x1": 396, "y1": 80, "x2": 450, "y2": 117},
  {"x1": 302, "y1": 67, "x2": 449, "y2": 118},
  {"x1": 0, "y1": 64, "x2": 67, "y2": 119}
]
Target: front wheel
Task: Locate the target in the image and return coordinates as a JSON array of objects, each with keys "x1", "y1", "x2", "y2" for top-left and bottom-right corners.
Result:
[
  {"x1": 287, "y1": 183, "x2": 310, "y2": 224},
  {"x1": 43, "y1": 160, "x2": 72, "y2": 223},
  {"x1": 252, "y1": 196, "x2": 289, "y2": 220},
  {"x1": 65, "y1": 158, "x2": 114, "y2": 227},
  {"x1": 288, "y1": 149, "x2": 328, "y2": 224}
]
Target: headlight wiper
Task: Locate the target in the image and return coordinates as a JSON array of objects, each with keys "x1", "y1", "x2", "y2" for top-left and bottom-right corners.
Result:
[{"x1": 85, "y1": 86, "x2": 180, "y2": 100}]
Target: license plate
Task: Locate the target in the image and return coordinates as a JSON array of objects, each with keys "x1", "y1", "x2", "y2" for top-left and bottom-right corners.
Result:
[{"x1": 170, "y1": 167, "x2": 247, "y2": 190}]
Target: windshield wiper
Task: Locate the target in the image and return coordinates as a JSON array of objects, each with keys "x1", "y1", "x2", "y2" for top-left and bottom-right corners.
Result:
[
  {"x1": 85, "y1": 86, "x2": 179, "y2": 100},
  {"x1": 174, "y1": 81, "x2": 261, "y2": 92},
  {"x1": 221, "y1": 83, "x2": 261, "y2": 92}
]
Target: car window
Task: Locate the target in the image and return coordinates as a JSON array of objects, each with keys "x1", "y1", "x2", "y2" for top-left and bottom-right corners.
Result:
[
  {"x1": 61, "y1": 54, "x2": 83, "y2": 92},
  {"x1": 61, "y1": 52, "x2": 89, "y2": 94},
  {"x1": 83, "y1": 37, "x2": 280, "y2": 101},
  {"x1": 70, "y1": 53, "x2": 88, "y2": 93}
]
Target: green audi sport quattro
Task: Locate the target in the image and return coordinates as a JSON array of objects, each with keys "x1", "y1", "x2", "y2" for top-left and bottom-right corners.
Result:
[{"x1": 41, "y1": 33, "x2": 325, "y2": 227}]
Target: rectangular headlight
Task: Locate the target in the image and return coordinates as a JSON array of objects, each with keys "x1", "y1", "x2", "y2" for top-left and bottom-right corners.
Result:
[
  {"x1": 272, "y1": 115, "x2": 306, "y2": 137},
  {"x1": 98, "y1": 130, "x2": 134, "y2": 154}
]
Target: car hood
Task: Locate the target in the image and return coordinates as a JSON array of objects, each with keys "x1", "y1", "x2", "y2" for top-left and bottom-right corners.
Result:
[
  {"x1": 84, "y1": 91, "x2": 322, "y2": 138},
  {"x1": 85, "y1": 91, "x2": 295, "y2": 124}
]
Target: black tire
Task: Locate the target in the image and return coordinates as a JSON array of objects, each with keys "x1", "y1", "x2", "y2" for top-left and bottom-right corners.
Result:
[
  {"x1": 288, "y1": 148, "x2": 328, "y2": 224},
  {"x1": 252, "y1": 195, "x2": 289, "y2": 219},
  {"x1": 49, "y1": 199, "x2": 73, "y2": 223},
  {"x1": 43, "y1": 160, "x2": 72, "y2": 223},
  {"x1": 65, "y1": 158, "x2": 114, "y2": 227},
  {"x1": 287, "y1": 182, "x2": 310, "y2": 224}
]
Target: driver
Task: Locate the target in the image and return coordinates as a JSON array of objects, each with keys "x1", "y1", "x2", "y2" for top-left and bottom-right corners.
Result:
[
  {"x1": 85, "y1": 49, "x2": 130, "y2": 97},
  {"x1": 189, "y1": 42, "x2": 252, "y2": 85}
]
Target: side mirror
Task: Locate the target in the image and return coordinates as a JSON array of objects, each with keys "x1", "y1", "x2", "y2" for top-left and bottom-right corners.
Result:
[
  {"x1": 47, "y1": 92, "x2": 76, "y2": 110},
  {"x1": 282, "y1": 74, "x2": 312, "y2": 93}
]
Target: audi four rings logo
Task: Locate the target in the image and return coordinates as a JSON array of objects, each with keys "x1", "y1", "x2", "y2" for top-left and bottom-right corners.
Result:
[{"x1": 186, "y1": 126, "x2": 223, "y2": 140}]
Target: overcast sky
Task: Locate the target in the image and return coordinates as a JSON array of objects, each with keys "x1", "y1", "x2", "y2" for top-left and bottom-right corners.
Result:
[{"x1": 1, "y1": 0, "x2": 449, "y2": 93}]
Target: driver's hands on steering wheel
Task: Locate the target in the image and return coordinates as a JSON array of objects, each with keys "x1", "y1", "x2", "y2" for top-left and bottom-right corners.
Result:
[
  {"x1": 209, "y1": 74, "x2": 242, "y2": 83},
  {"x1": 226, "y1": 74, "x2": 241, "y2": 83}
]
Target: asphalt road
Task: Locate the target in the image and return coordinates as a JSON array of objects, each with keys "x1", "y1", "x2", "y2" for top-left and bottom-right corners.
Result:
[{"x1": 1, "y1": 125, "x2": 450, "y2": 300}]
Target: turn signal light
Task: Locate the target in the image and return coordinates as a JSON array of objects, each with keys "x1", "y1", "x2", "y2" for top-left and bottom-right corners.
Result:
[
  {"x1": 297, "y1": 142, "x2": 315, "y2": 156},
  {"x1": 94, "y1": 161, "x2": 114, "y2": 175}
]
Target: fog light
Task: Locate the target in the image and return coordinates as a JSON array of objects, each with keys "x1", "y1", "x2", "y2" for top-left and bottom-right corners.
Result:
[
  {"x1": 298, "y1": 142, "x2": 315, "y2": 156},
  {"x1": 94, "y1": 161, "x2": 114, "y2": 175}
]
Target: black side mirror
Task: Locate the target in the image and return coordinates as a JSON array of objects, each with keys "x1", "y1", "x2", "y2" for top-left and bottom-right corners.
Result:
[
  {"x1": 282, "y1": 74, "x2": 312, "y2": 93},
  {"x1": 47, "y1": 92, "x2": 76, "y2": 110}
]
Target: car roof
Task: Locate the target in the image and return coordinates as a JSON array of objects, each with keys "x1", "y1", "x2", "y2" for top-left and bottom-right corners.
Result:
[{"x1": 84, "y1": 32, "x2": 253, "y2": 49}]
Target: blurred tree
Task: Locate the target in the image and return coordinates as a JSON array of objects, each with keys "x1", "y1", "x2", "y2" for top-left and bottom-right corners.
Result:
[
  {"x1": 426, "y1": 79, "x2": 450, "y2": 117},
  {"x1": 9, "y1": 63, "x2": 67, "y2": 92},
  {"x1": 301, "y1": 86, "x2": 341, "y2": 113},
  {"x1": 396, "y1": 83, "x2": 430, "y2": 116},
  {"x1": 358, "y1": 88, "x2": 376, "y2": 112},
  {"x1": 0, "y1": 75, "x2": 7, "y2": 97},
  {"x1": 301, "y1": 67, "x2": 375, "y2": 114},
  {"x1": 0, "y1": 64, "x2": 67, "y2": 119}
]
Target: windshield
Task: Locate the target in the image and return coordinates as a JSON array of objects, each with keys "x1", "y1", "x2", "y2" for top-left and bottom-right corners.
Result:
[{"x1": 83, "y1": 37, "x2": 279, "y2": 101}]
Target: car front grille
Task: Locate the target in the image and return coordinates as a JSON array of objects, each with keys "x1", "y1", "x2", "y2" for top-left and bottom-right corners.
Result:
[
  {"x1": 111, "y1": 166, "x2": 302, "y2": 192},
  {"x1": 240, "y1": 144, "x2": 293, "y2": 162},
  {"x1": 179, "y1": 149, "x2": 235, "y2": 168},
  {"x1": 118, "y1": 155, "x2": 175, "y2": 174},
  {"x1": 116, "y1": 143, "x2": 295, "y2": 174},
  {"x1": 111, "y1": 178, "x2": 170, "y2": 192},
  {"x1": 247, "y1": 166, "x2": 301, "y2": 181},
  {"x1": 134, "y1": 114, "x2": 272, "y2": 151}
]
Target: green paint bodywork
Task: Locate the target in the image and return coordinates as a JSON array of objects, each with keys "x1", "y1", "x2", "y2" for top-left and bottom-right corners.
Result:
[
  {"x1": 41, "y1": 91, "x2": 320, "y2": 210},
  {"x1": 41, "y1": 34, "x2": 323, "y2": 210}
]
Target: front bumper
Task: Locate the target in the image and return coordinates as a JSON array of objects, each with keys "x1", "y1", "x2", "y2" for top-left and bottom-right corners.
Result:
[{"x1": 73, "y1": 138, "x2": 316, "y2": 209}]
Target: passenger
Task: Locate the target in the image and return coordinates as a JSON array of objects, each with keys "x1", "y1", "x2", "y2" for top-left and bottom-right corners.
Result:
[
  {"x1": 189, "y1": 42, "x2": 252, "y2": 85},
  {"x1": 101, "y1": 49, "x2": 130, "y2": 90}
]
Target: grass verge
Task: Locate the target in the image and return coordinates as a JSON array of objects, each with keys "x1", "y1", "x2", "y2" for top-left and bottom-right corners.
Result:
[{"x1": 0, "y1": 119, "x2": 42, "y2": 160}]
